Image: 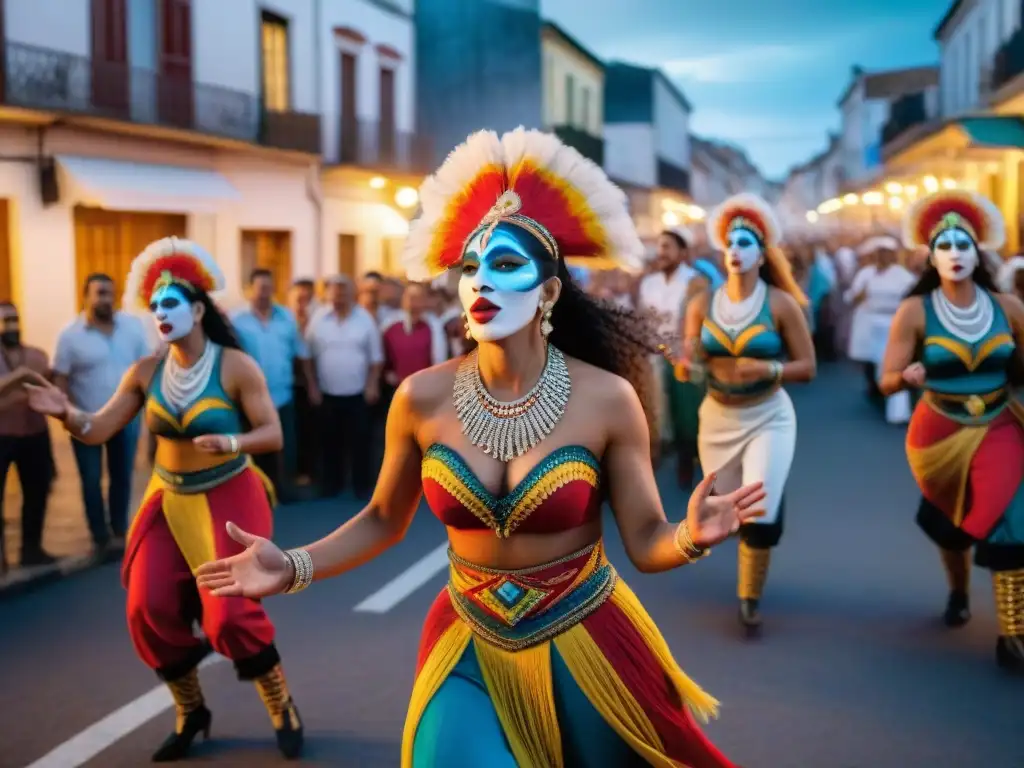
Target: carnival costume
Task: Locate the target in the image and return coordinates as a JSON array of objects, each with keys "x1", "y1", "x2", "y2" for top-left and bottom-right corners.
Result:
[
  {"x1": 901, "y1": 191, "x2": 1024, "y2": 672},
  {"x1": 392, "y1": 128, "x2": 738, "y2": 767},
  {"x1": 695, "y1": 194, "x2": 806, "y2": 632},
  {"x1": 122, "y1": 239, "x2": 302, "y2": 759}
]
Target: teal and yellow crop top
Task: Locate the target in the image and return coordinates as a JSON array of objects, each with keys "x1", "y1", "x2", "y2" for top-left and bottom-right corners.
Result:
[
  {"x1": 922, "y1": 289, "x2": 1015, "y2": 421},
  {"x1": 145, "y1": 346, "x2": 244, "y2": 440},
  {"x1": 700, "y1": 284, "x2": 784, "y2": 396}
]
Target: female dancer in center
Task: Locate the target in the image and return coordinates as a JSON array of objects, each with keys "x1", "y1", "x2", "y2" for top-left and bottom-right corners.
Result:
[
  {"x1": 196, "y1": 128, "x2": 766, "y2": 767},
  {"x1": 25, "y1": 238, "x2": 303, "y2": 760},
  {"x1": 880, "y1": 189, "x2": 1024, "y2": 673},
  {"x1": 677, "y1": 193, "x2": 816, "y2": 635}
]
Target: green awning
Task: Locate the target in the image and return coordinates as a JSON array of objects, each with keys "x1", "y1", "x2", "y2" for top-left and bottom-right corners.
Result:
[{"x1": 957, "y1": 116, "x2": 1024, "y2": 148}]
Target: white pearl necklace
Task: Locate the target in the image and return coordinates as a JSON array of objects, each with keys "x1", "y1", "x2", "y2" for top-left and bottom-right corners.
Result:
[
  {"x1": 162, "y1": 342, "x2": 218, "y2": 412},
  {"x1": 931, "y1": 288, "x2": 992, "y2": 344},
  {"x1": 713, "y1": 279, "x2": 766, "y2": 334}
]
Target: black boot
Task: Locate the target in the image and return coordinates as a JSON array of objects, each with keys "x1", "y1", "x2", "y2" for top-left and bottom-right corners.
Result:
[
  {"x1": 152, "y1": 668, "x2": 212, "y2": 762},
  {"x1": 943, "y1": 590, "x2": 971, "y2": 627},
  {"x1": 996, "y1": 636, "x2": 1024, "y2": 674},
  {"x1": 738, "y1": 598, "x2": 762, "y2": 633},
  {"x1": 254, "y1": 664, "x2": 304, "y2": 759}
]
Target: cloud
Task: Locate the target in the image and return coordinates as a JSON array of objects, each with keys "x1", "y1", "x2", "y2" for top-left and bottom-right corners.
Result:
[{"x1": 662, "y1": 42, "x2": 829, "y2": 84}]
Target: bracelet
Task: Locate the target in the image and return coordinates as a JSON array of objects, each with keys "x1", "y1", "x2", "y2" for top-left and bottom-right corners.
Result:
[
  {"x1": 769, "y1": 361, "x2": 784, "y2": 383},
  {"x1": 283, "y1": 548, "x2": 314, "y2": 594},
  {"x1": 63, "y1": 408, "x2": 92, "y2": 437},
  {"x1": 673, "y1": 520, "x2": 710, "y2": 563},
  {"x1": 227, "y1": 434, "x2": 239, "y2": 455}
]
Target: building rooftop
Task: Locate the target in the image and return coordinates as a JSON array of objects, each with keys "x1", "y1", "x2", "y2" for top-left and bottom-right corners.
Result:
[
  {"x1": 541, "y1": 21, "x2": 604, "y2": 71},
  {"x1": 837, "y1": 65, "x2": 939, "y2": 106}
]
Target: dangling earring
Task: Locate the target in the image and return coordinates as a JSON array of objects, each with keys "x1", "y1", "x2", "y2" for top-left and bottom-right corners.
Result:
[
  {"x1": 463, "y1": 314, "x2": 472, "y2": 339},
  {"x1": 540, "y1": 301, "x2": 554, "y2": 338}
]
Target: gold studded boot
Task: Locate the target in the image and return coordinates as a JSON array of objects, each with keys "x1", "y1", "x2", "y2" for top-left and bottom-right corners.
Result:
[
  {"x1": 940, "y1": 548, "x2": 972, "y2": 627},
  {"x1": 254, "y1": 663, "x2": 304, "y2": 759},
  {"x1": 993, "y1": 569, "x2": 1024, "y2": 675},
  {"x1": 152, "y1": 667, "x2": 212, "y2": 762},
  {"x1": 738, "y1": 542, "x2": 771, "y2": 635}
]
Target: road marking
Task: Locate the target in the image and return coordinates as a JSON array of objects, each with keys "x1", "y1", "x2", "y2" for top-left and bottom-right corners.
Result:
[
  {"x1": 354, "y1": 542, "x2": 449, "y2": 613},
  {"x1": 26, "y1": 655, "x2": 225, "y2": 768}
]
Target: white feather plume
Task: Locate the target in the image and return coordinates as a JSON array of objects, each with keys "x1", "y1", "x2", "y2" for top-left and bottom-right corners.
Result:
[
  {"x1": 122, "y1": 236, "x2": 225, "y2": 309},
  {"x1": 856, "y1": 235, "x2": 901, "y2": 256},
  {"x1": 706, "y1": 192, "x2": 782, "y2": 251},
  {"x1": 997, "y1": 255, "x2": 1024, "y2": 293},
  {"x1": 902, "y1": 190, "x2": 1006, "y2": 251}
]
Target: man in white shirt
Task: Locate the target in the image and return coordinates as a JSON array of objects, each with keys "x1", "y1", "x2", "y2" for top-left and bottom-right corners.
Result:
[
  {"x1": 637, "y1": 228, "x2": 708, "y2": 487},
  {"x1": 52, "y1": 274, "x2": 152, "y2": 554},
  {"x1": 305, "y1": 274, "x2": 383, "y2": 500}
]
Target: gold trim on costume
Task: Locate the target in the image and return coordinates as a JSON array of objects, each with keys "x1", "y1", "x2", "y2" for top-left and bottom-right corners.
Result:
[
  {"x1": 167, "y1": 668, "x2": 205, "y2": 732},
  {"x1": 702, "y1": 319, "x2": 769, "y2": 357},
  {"x1": 923, "y1": 333, "x2": 1014, "y2": 372},
  {"x1": 993, "y1": 570, "x2": 1024, "y2": 636},
  {"x1": 737, "y1": 542, "x2": 771, "y2": 600},
  {"x1": 254, "y1": 664, "x2": 301, "y2": 731}
]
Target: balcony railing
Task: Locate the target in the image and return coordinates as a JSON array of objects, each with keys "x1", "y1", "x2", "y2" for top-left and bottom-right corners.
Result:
[
  {"x1": 337, "y1": 118, "x2": 433, "y2": 174},
  {"x1": 881, "y1": 91, "x2": 928, "y2": 146},
  {"x1": 552, "y1": 124, "x2": 604, "y2": 165},
  {"x1": 992, "y1": 30, "x2": 1024, "y2": 92},
  {"x1": 1, "y1": 41, "x2": 321, "y2": 154},
  {"x1": 656, "y1": 159, "x2": 691, "y2": 195}
]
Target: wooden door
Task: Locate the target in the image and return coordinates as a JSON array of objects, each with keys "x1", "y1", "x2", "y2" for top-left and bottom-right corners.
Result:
[
  {"x1": 73, "y1": 207, "x2": 187, "y2": 310},
  {"x1": 338, "y1": 234, "x2": 358, "y2": 278},
  {"x1": 0, "y1": 201, "x2": 11, "y2": 303},
  {"x1": 339, "y1": 52, "x2": 358, "y2": 162},
  {"x1": 378, "y1": 67, "x2": 396, "y2": 165},
  {"x1": 90, "y1": 0, "x2": 129, "y2": 117},
  {"x1": 240, "y1": 230, "x2": 292, "y2": 302},
  {"x1": 382, "y1": 237, "x2": 404, "y2": 275},
  {"x1": 158, "y1": 0, "x2": 193, "y2": 128}
]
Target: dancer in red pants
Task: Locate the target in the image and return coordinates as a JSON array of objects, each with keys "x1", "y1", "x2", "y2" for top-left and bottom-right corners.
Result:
[{"x1": 26, "y1": 237, "x2": 303, "y2": 760}]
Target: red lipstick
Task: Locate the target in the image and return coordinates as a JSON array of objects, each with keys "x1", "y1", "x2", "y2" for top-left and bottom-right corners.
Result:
[{"x1": 469, "y1": 297, "x2": 500, "y2": 324}]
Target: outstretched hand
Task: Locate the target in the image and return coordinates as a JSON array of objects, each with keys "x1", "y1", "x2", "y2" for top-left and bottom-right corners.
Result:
[
  {"x1": 686, "y1": 471, "x2": 766, "y2": 549},
  {"x1": 195, "y1": 522, "x2": 294, "y2": 598}
]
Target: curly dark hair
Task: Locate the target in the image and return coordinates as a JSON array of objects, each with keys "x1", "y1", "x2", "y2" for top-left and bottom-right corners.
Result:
[
  {"x1": 183, "y1": 288, "x2": 242, "y2": 350},
  {"x1": 548, "y1": 261, "x2": 667, "y2": 440}
]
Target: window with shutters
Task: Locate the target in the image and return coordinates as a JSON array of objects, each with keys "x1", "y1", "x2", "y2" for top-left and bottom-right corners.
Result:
[{"x1": 260, "y1": 10, "x2": 290, "y2": 112}]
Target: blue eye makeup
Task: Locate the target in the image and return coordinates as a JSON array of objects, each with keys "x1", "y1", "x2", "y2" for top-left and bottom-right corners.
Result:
[
  {"x1": 149, "y1": 285, "x2": 188, "y2": 312},
  {"x1": 461, "y1": 227, "x2": 544, "y2": 293}
]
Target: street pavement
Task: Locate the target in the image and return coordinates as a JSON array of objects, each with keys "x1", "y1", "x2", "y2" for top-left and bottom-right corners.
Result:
[{"x1": 1, "y1": 363, "x2": 1022, "y2": 768}]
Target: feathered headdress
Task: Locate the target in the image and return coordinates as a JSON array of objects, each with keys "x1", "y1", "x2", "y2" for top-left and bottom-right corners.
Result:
[
  {"x1": 706, "y1": 193, "x2": 807, "y2": 306},
  {"x1": 123, "y1": 236, "x2": 225, "y2": 310},
  {"x1": 401, "y1": 128, "x2": 644, "y2": 281},
  {"x1": 902, "y1": 189, "x2": 1005, "y2": 251},
  {"x1": 997, "y1": 255, "x2": 1024, "y2": 294}
]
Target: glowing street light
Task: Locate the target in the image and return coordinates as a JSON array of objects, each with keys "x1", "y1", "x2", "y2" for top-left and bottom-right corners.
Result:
[
  {"x1": 941, "y1": 178, "x2": 957, "y2": 189},
  {"x1": 369, "y1": 176, "x2": 387, "y2": 189},
  {"x1": 861, "y1": 191, "x2": 884, "y2": 205},
  {"x1": 923, "y1": 175, "x2": 939, "y2": 193},
  {"x1": 842, "y1": 193, "x2": 859, "y2": 205},
  {"x1": 661, "y1": 211, "x2": 680, "y2": 226},
  {"x1": 887, "y1": 196, "x2": 904, "y2": 210},
  {"x1": 884, "y1": 182, "x2": 903, "y2": 195},
  {"x1": 805, "y1": 211, "x2": 819, "y2": 223},
  {"x1": 395, "y1": 186, "x2": 419, "y2": 209}
]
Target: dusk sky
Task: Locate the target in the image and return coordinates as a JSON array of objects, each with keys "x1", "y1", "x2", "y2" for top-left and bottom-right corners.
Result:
[{"x1": 542, "y1": 0, "x2": 952, "y2": 180}]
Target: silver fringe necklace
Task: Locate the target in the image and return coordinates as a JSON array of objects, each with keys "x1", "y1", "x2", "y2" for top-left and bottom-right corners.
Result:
[
  {"x1": 162, "y1": 342, "x2": 218, "y2": 412},
  {"x1": 453, "y1": 345, "x2": 571, "y2": 462}
]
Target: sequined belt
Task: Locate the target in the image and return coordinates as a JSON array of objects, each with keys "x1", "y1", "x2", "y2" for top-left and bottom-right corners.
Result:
[
  {"x1": 153, "y1": 454, "x2": 249, "y2": 494},
  {"x1": 924, "y1": 388, "x2": 1008, "y2": 424},
  {"x1": 447, "y1": 541, "x2": 616, "y2": 652}
]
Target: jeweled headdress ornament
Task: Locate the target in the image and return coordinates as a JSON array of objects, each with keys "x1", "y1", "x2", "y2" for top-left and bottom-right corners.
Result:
[
  {"x1": 401, "y1": 127, "x2": 644, "y2": 281},
  {"x1": 707, "y1": 192, "x2": 807, "y2": 306},
  {"x1": 123, "y1": 236, "x2": 225, "y2": 310},
  {"x1": 902, "y1": 189, "x2": 1005, "y2": 251}
]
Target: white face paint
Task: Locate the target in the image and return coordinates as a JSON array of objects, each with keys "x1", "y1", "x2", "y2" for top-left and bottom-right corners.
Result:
[
  {"x1": 149, "y1": 284, "x2": 196, "y2": 343},
  {"x1": 931, "y1": 227, "x2": 978, "y2": 282},
  {"x1": 725, "y1": 227, "x2": 762, "y2": 275},
  {"x1": 458, "y1": 226, "x2": 546, "y2": 342}
]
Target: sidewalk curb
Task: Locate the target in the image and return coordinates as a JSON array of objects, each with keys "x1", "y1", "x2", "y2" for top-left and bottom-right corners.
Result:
[{"x1": 0, "y1": 553, "x2": 108, "y2": 602}]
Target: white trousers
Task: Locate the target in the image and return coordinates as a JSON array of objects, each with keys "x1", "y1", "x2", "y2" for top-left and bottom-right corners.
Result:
[{"x1": 697, "y1": 389, "x2": 797, "y2": 525}]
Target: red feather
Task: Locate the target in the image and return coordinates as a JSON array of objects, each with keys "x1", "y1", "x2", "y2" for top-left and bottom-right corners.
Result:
[
  {"x1": 914, "y1": 193, "x2": 987, "y2": 244},
  {"x1": 515, "y1": 167, "x2": 598, "y2": 257},
  {"x1": 717, "y1": 205, "x2": 770, "y2": 244},
  {"x1": 432, "y1": 168, "x2": 506, "y2": 271},
  {"x1": 140, "y1": 254, "x2": 216, "y2": 301}
]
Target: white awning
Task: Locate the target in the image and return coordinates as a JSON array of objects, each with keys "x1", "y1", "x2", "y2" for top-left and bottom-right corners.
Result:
[{"x1": 56, "y1": 155, "x2": 240, "y2": 213}]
